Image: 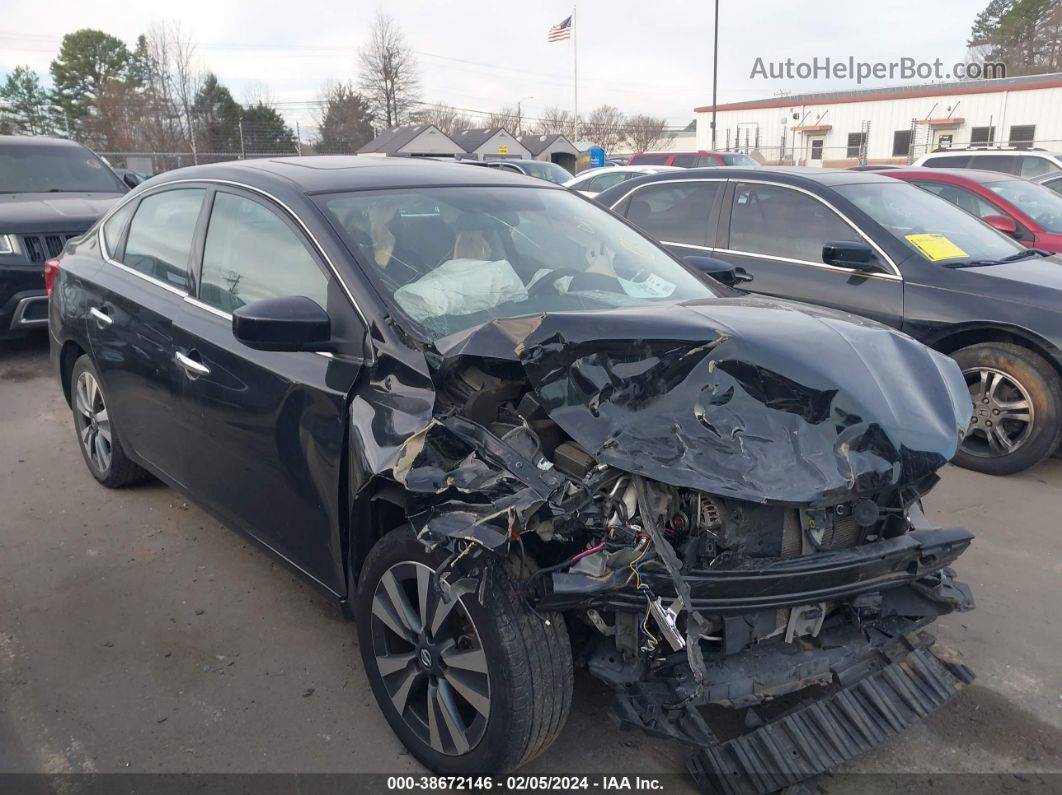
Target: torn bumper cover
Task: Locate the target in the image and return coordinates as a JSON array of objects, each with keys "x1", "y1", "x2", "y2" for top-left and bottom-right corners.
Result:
[{"x1": 686, "y1": 633, "x2": 974, "y2": 795}]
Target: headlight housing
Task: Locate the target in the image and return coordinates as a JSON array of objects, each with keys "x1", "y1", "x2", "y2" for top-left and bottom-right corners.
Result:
[{"x1": 0, "y1": 234, "x2": 19, "y2": 255}]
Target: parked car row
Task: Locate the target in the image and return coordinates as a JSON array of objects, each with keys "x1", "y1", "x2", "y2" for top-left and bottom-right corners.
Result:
[{"x1": 46, "y1": 155, "x2": 977, "y2": 793}]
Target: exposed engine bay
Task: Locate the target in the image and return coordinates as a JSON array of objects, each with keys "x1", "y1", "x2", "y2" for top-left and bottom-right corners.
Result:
[{"x1": 366, "y1": 302, "x2": 977, "y2": 792}]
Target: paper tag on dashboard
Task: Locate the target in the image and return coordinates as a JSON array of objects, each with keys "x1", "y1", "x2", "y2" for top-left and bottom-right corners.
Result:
[
  {"x1": 619, "y1": 272, "x2": 676, "y2": 298},
  {"x1": 904, "y1": 233, "x2": 968, "y2": 262}
]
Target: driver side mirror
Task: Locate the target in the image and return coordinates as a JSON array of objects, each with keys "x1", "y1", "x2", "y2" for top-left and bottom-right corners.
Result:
[
  {"x1": 822, "y1": 240, "x2": 880, "y2": 271},
  {"x1": 683, "y1": 255, "x2": 753, "y2": 288},
  {"x1": 122, "y1": 172, "x2": 142, "y2": 188},
  {"x1": 233, "y1": 296, "x2": 332, "y2": 352},
  {"x1": 983, "y1": 214, "x2": 1019, "y2": 237}
]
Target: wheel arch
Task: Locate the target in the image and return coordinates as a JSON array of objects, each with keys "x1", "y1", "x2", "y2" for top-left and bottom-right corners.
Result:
[
  {"x1": 925, "y1": 323, "x2": 1062, "y2": 378},
  {"x1": 58, "y1": 340, "x2": 88, "y2": 408}
]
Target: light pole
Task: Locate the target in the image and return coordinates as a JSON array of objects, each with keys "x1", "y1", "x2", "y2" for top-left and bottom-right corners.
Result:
[
  {"x1": 516, "y1": 95, "x2": 535, "y2": 136},
  {"x1": 711, "y1": 0, "x2": 719, "y2": 150}
]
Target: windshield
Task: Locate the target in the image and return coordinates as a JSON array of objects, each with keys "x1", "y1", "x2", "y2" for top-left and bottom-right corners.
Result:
[
  {"x1": 0, "y1": 143, "x2": 126, "y2": 193},
  {"x1": 318, "y1": 186, "x2": 715, "y2": 338},
  {"x1": 517, "y1": 161, "x2": 573, "y2": 184},
  {"x1": 988, "y1": 180, "x2": 1062, "y2": 233},
  {"x1": 834, "y1": 181, "x2": 1025, "y2": 264}
]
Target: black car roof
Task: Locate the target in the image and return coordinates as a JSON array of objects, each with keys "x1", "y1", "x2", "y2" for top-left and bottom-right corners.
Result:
[
  {"x1": 0, "y1": 134, "x2": 91, "y2": 150},
  {"x1": 148, "y1": 155, "x2": 559, "y2": 195},
  {"x1": 595, "y1": 166, "x2": 901, "y2": 205}
]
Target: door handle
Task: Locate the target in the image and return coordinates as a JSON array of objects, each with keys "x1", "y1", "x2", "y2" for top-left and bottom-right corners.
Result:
[
  {"x1": 732, "y1": 267, "x2": 753, "y2": 284},
  {"x1": 89, "y1": 307, "x2": 113, "y2": 326},
  {"x1": 174, "y1": 351, "x2": 210, "y2": 377}
]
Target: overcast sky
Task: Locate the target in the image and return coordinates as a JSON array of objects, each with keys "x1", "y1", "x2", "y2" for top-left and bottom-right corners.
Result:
[{"x1": 1, "y1": 0, "x2": 987, "y2": 134}]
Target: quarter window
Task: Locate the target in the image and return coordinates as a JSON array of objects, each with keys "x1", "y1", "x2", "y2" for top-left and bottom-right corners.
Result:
[
  {"x1": 729, "y1": 183, "x2": 857, "y2": 264},
  {"x1": 624, "y1": 182, "x2": 722, "y2": 246},
  {"x1": 198, "y1": 192, "x2": 328, "y2": 313},
  {"x1": 122, "y1": 188, "x2": 204, "y2": 291},
  {"x1": 1019, "y1": 156, "x2": 1054, "y2": 178},
  {"x1": 102, "y1": 201, "x2": 136, "y2": 257}
]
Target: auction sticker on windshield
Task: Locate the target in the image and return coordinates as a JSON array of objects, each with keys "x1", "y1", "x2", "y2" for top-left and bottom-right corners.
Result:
[{"x1": 905, "y1": 233, "x2": 968, "y2": 261}]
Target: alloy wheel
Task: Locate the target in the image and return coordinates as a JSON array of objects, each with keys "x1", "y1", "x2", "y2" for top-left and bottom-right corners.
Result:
[
  {"x1": 75, "y1": 371, "x2": 112, "y2": 473},
  {"x1": 961, "y1": 366, "x2": 1035, "y2": 458},
  {"x1": 369, "y1": 561, "x2": 491, "y2": 756}
]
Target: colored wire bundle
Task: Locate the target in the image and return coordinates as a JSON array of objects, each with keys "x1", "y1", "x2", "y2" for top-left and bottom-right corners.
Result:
[{"x1": 628, "y1": 539, "x2": 658, "y2": 650}]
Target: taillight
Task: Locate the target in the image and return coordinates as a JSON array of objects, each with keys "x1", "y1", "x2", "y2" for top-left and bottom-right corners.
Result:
[{"x1": 44, "y1": 258, "x2": 60, "y2": 298}]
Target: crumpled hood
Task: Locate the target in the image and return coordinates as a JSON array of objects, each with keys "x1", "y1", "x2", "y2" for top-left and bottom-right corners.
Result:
[
  {"x1": 436, "y1": 297, "x2": 972, "y2": 505},
  {"x1": 0, "y1": 193, "x2": 123, "y2": 233}
]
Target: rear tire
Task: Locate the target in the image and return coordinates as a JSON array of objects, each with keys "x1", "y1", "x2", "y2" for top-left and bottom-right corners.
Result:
[
  {"x1": 356, "y1": 527, "x2": 572, "y2": 774},
  {"x1": 70, "y1": 355, "x2": 150, "y2": 488},
  {"x1": 951, "y1": 342, "x2": 1062, "y2": 475}
]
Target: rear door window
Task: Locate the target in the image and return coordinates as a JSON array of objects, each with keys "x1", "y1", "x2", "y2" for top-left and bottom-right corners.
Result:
[
  {"x1": 623, "y1": 181, "x2": 722, "y2": 246},
  {"x1": 672, "y1": 154, "x2": 697, "y2": 168},
  {"x1": 122, "y1": 189, "x2": 204, "y2": 291},
  {"x1": 584, "y1": 172, "x2": 631, "y2": 192},
  {"x1": 629, "y1": 154, "x2": 669, "y2": 165},
  {"x1": 909, "y1": 181, "x2": 1001, "y2": 219},
  {"x1": 923, "y1": 155, "x2": 969, "y2": 168},
  {"x1": 968, "y1": 155, "x2": 1018, "y2": 174}
]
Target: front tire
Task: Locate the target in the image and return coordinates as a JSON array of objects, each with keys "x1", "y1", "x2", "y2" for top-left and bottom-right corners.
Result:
[
  {"x1": 70, "y1": 355, "x2": 149, "y2": 488},
  {"x1": 356, "y1": 527, "x2": 572, "y2": 774},
  {"x1": 951, "y1": 342, "x2": 1062, "y2": 475}
]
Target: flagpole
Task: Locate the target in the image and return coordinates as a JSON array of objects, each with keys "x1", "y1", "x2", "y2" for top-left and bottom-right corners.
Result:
[{"x1": 572, "y1": 5, "x2": 579, "y2": 141}]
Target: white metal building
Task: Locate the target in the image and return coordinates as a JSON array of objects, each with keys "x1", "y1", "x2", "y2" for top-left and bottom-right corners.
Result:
[{"x1": 693, "y1": 72, "x2": 1062, "y2": 167}]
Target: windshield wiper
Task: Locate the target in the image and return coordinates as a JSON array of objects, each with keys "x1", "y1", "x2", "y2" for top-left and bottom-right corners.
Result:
[{"x1": 944, "y1": 248, "x2": 1054, "y2": 268}]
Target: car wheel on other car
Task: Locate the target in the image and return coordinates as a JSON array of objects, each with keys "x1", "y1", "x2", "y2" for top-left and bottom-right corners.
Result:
[
  {"x1": 952, "y1": 342, "x2": 1062, "y2": 475},
  {"x1": 356, "y1": 527, "x2": 573, "y2": 774},
  {"x1": 70, "y1": 355, "x2": 150, "y2": 488}
]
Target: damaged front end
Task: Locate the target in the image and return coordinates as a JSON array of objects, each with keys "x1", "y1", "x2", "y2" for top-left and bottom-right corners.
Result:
[{"x1": 379, "y1": 299, "x2": 976, "y2": 793}]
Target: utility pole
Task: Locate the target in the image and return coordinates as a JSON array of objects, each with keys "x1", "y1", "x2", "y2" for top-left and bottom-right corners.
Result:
[
  {"x1": 296, "y1": 120, "x2": 303, "y2": 155},
  {"x1": 238, "y1": 119, "x2": 246, "y2": 159},
  {"x1": 711, "y1": 0, "x2": 719, "y2": 150},
  {"x1": 572, "y1": 5, "x2": 579, "y2": 141}
]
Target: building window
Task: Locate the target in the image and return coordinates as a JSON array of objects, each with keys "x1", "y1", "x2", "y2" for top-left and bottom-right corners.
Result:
[
  {"x1": 1008, "y1": 125, "x2": 1036, "y2": 149},
  {"x1": 892, "y1": 130, "x2": 912, "y2": 157},
  {"x1": 970, "y1": 126, "x2": 995, "y2": 146},
  {"x1": 846, "y1": 132, "x2": 867, "y2": 158}
]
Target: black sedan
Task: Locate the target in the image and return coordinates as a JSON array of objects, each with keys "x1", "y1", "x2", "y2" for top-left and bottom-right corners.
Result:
[
  {"x1": 598, "y1": 167, "x2": 1062, "y2": 475},
  {"x1": 50, "y1": 157, "x2": 975, "y2": 790}
]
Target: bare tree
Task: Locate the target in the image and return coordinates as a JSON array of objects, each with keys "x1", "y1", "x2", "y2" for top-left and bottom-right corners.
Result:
[
  {"x1": 138, "y1": 21, "x2": 199, "y2": 156},
  {"x1": 359, "y1": 10, "x2": 420, "y2": 128},
  {"x1": 625, "y1": 114, "x2": 674, "y2": 152},
  {"x1": 487, "y1": 104, "x2": 524, "y2": 134},
  {"x1": 412, "y1": 101, "x2": 473, "y2": 137},
  {"x1": 530, "y1": 105, "x2": 578, "y2": 137},
  {"x1": 582, "y1": 104, "x2": 626, "y2": 151}
]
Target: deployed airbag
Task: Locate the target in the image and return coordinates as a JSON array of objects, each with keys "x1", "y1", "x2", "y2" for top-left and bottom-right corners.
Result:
[{"x1": 394, "y1": 258, "x2": 528, "y2": 322}]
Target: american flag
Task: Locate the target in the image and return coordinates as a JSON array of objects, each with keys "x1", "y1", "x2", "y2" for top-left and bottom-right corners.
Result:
[{"x1": 548, "y1": 15, "x2": 572, "y2": 42}]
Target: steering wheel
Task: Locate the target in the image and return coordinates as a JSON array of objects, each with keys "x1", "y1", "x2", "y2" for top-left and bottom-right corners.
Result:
[{"x1": 527, "y1": 268, "x2": 585, "y2": 296}]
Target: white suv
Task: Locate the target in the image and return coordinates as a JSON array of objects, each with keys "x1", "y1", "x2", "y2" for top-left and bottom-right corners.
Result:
[{"x1": 913, "y1": 149, "x2": 1062, "y2": 178}]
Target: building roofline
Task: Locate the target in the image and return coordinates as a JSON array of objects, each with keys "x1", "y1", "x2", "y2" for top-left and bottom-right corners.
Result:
[{"x1": 693, "y1": 72, "x2": 1062, "y2": 113}]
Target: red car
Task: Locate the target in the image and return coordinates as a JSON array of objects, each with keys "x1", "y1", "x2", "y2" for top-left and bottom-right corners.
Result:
[
  {"x1": 885, "y1": 168, "x2": 1062, "y2": 254},
  {"x1": 628, "y1": 150, "x2": 759, "y2": 168}
]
